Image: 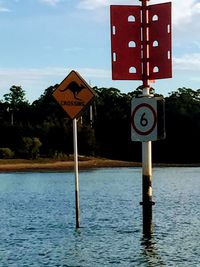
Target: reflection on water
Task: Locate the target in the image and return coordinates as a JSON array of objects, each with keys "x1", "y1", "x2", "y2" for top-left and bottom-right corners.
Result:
[
  {"x1": 141, "y1": 236, "x2": 166, "y2": 267},
  {"x1": 0, "y1": 168, "x2": 199, "y2": 266}
]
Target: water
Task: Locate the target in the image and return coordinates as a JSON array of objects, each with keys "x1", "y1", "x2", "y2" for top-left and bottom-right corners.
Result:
[{"x1": 0, "y1": 167, "x2": 199, "y2": 266}]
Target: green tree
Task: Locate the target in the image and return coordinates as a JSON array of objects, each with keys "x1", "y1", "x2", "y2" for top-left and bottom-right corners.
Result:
[
  {"x1": 3, "y1": 85, "x2": 30, "y2": 125},
  {"x1": 153, "y1": 87, "x2": 200, "y2": 163},
  {"x1": 3, "y1": 85, "x2": 28, "y2": 107},
  {"x1": 31, "y1": 85, "x2": 74, "y2": 157},
  {"x1": 0, "y1": 148, "x2": 14, "y2": 159},
  {"x1": 18, "y1": 137, "x2": 42, "y2": 159},
  {"x1": 93, "y1": 87, "x2": 133, "y2": 160}
]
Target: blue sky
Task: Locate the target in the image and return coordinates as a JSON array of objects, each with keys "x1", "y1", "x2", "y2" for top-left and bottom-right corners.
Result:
[{"x1": 0, "y1": 0, "x2": 200, "y2": 102}]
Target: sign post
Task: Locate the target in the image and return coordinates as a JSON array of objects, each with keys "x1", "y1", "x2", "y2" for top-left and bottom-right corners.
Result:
[
  {"x1": 73, "y1": 118, "x2": 80, "y2": 228},
  {"x1": 141, "y1": 0, "x2": 153, "y2": 236},
  {"x1": 111, "y1": 0, "x2": 171, "y2": 236},
  {"x1": 53, "y1": 70, "x2": 96, "y2": 228}
]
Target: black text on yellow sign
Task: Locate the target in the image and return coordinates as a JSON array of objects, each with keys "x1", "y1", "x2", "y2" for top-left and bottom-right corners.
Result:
[{"x1": 52, "y1": 70, "x2": 96, "y2": 119}]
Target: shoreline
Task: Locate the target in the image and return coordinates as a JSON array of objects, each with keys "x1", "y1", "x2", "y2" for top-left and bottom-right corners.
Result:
[
  {"x1": 0, "y1": 158, "x2": 199, "y2": 172},
  {"x1": 0, "y1": 158, "x2": 141, "y2": 172}
]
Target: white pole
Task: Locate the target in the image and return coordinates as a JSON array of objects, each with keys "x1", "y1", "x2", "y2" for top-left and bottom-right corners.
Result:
[
  {"x1": 142, "y1": 86, "x2": 152, "y2": 202},
  {"x1": 140, "y1": 0, "x2": 154, "y2": 236},
  {"x1": 142, "y1": 86, "x2": 153, "y2": 236},
  {"x1": 90, "y1": 105, "x2": 93, "y2": 128},
  {"x1": 73, "y1": 118, "x2": 80, "y2": 228},
  {"x1": 142, "y1": 140, "x2": 152, "y2": 202}
]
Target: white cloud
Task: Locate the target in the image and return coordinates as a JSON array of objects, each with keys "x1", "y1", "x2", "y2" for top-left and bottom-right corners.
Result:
[
  {"x1": 77, "y1": 0, "x2": 199, "y2": 27},
  {"x1": 0, "y1": 67, "x2": 110, "y2": 101},
  {"x1": 143, "y1": 0, "x2": 200, "y2": 28},
  {"x1": 77, "y1": 68, "x2": 110, "y2": 78},
  {"x1": 172, "y1": 0, "x2": 195, "y2": 26},
  {"x1": 77, "y1": 0, "x2": 136, "y2": 10},
  {"x1": 0, "y1": 67, "x2": 110, "y2": 80},
  {"x1": 0, "y1": 6, "x2": 11, "y2": 12},
  {"x1": 148, "y1": 0, "x2": 195, "y2": 26},
  {"x1": 174, "y1": 53, "x2": 200, "y2": 71},
  {"x1": 78, "y1": 0, "x2": 108, "y2": 10},
  {"x1": 40, "y1": 0, "x2": 60, "y2": 6}
]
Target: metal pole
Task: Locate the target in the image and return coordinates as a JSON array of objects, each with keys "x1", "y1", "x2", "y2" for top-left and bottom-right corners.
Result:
[
  {"x1": 90, "y1": 105, "x2": 93, "y2": 128},
  {"x1": 141, "y1": 0, "x2": 150, "y2": 87},
  {"x1": 11, "y1": 111, "x2": 14, "y2": 126},
  {"x1": 142, "y1": 140, "x2": 153, "y2": 236},
  {"x1": 141, "y1": 0, "x2": 153, "y2": 236},
  {"x1": 73, "y1": 118, "x2": 80, "y2": 228}
]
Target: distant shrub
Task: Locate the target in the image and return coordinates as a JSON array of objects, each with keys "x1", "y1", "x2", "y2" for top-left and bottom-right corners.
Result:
[
  {"x1": 53, "y1": 151, "x2": 69, "y2": 160},
  {"x1": 31, "y1": 137, "x2": 42, "y2": 159},
  {"x1": 18, "y1": 137, "x2": 42, "y2": 159},
  {"x1": 0, "y1": 148, "x2": 14, "y2": 159}
]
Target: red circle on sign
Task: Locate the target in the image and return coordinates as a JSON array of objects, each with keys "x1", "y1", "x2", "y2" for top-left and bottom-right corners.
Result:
[{"x1": 131, "y1": 103, "x2": 157, "y2": 136}]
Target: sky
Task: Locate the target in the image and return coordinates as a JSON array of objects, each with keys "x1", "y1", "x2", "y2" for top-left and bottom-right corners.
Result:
[{"x1": 0, "y1": 0, "x2": 200, "y2": 102}]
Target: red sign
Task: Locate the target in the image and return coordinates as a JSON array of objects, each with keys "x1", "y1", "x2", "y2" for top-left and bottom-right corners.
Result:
[
  {"x1": 149, "y1": 3, "x2": 172, "y2": 79},
  {"x1": 110, "y1": 5, "x2": 141, "y2": 80},
  {"x1": 110, "y1": 2, "x2": 172, "y2": 80}
]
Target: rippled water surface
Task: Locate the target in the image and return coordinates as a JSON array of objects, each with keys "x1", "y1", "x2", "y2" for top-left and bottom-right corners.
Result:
[{"x1": 0, "y1": 167, "x2": 200, "y2": 266}]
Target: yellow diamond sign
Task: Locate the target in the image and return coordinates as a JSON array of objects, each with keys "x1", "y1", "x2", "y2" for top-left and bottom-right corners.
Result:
[{"x1": 52, "y1": 70, "x2": 96, "y2": 119}]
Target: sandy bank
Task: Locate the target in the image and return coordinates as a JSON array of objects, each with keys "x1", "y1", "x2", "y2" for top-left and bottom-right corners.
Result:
[
  {"x1": 0, "y1": 158, "x2": 141, "y2": 172},
  {"x1": 0, "y1": 157, "x2": 199, "y2": 172}
]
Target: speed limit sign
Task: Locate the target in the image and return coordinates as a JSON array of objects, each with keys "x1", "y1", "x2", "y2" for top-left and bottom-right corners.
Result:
[{"x1": 131, "y1": 97, "x2": 165, "y2": 141}]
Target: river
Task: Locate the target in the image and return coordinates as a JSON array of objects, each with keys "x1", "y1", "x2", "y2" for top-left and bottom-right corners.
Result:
[{"x1": 0, "y1": 167, "x2": 199, "y2": 266}]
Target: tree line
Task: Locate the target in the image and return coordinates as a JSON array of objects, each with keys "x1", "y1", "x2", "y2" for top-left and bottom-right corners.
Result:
[{"x1": 0, "y1": 85, "x2": 199, "y2": 163}]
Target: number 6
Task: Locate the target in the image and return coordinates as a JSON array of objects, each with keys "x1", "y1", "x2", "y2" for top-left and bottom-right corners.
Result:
[{"x1": 140, "y1": 112, "x2": 148, "y2": 127}]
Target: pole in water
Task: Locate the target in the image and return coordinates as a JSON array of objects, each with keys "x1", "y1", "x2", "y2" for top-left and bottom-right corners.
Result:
[
  {"x1": 73, "y1": 118, "x2": 80, "y2": 228},
  {"x1": 140, "y1": 0, "x2": 154, "y2": 236},
  {"x1": 142, "y1": 141, "x2": 153, "y2": 237}
]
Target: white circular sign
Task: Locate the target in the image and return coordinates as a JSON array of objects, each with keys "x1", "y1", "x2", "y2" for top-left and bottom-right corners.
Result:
[{"x1": 131, "y1": 103, "x2": 157, "y2": 136}]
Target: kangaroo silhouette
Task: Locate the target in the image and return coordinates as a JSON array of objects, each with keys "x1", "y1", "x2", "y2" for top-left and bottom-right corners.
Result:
[{"x1": 59, "y1": 81, "x2": 85, "y2": 100}]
